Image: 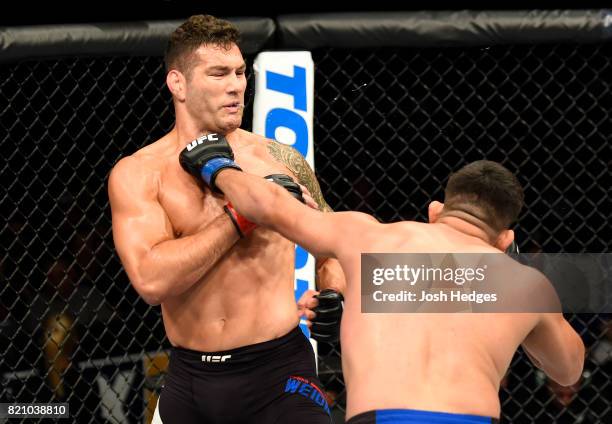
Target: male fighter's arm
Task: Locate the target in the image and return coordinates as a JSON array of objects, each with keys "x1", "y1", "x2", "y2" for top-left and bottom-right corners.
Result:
[
  {"x1": 267, "y1": 141, "x2": 346, "y2": 293},
  {"x1": 267, "y1": 142, "x2": 348, "y2": 341},
  {"x1": 108, "y1": 156, "x2": 240, "y2": 306},
  {"x1": 215, "y1": 169, "x2": 377, "y2": 260},
  {"x1": 522, "y1": 314, "x2": 584, "y2": 385},
  {"x1": 521, "y1": 272, "x2": 585, "y2": 386}
]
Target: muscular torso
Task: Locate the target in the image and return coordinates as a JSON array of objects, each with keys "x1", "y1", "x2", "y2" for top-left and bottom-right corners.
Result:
[
  {"x1": 136, "y1": 129, "x2": 299, "y2": 351},
  {"x1": 339, "y1": 222, "x2": 539, "y2": 419}
]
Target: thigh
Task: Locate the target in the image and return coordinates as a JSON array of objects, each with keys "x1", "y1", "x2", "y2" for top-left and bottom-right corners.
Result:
[
  {"x1": 155, "y1": 390, "x2": 200, "y2": 424},
  {"x1": 156, "y1": 358, "x2": 200, "y2": 424},
  {"x1": 261, "y1": 375, "x2": 333, "y2": 424}
]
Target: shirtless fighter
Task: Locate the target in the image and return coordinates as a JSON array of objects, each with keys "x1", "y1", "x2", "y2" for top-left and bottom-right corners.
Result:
[
  {"x1": 192, "y1": 144, "x2": 585, "y2": 424},
  {"x1": 108, "y1": 15, "x2": 344, "y2": 423}
]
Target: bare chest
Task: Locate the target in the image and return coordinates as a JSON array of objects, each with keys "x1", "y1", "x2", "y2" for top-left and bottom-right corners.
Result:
[{"x1": 158, "y1": 150, "x2": 293, "y2": 237}]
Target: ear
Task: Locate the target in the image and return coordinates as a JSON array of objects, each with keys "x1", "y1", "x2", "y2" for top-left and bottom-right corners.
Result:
[
  {"x1": 428, "y1": 201, "x2": 444, "y2": 223},
  {"x1": 166, "y1": 70, "x2": 186, "y2": 102},
  {"x1": 495, "y1": 229, "x2": 514, "y2": 252}
]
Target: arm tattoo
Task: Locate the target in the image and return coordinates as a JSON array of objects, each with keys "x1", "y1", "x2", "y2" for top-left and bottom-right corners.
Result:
[{"x1": 267, "y1": 141, "x2": 332, "y2": 212}]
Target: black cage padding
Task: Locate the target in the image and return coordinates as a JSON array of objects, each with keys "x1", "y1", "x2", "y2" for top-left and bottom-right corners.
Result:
[
  {"x1": 277, "y1": 10, "x2": 612, "y2": 49},
  {"x1": 0, "y1": 17, "x2": 275, "y2": 62}
]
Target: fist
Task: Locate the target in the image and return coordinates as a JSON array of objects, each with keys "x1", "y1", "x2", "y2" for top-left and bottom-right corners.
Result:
[
  {"x1": 265, "y1": 174, "x2": 305, "y2": 203},
  {"x1": 298, "y1": 289, "x2": 343, "y2": 343},
  {"x1": 179, "y1": 133, "x2": 241, "y2": 193}
]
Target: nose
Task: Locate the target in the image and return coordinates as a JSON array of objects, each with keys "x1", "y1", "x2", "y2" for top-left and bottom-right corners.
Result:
[{"x1": 227, "y1": 72, "x2": 246, "y2": 94}]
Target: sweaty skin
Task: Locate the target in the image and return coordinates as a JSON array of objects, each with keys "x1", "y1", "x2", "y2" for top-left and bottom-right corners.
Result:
[
  {"x1": 214, "y1": 170, "x2": 585, "y2": 420},
  {"x1": 108, "y1": 43, "x2": 344, "y2": 351}
]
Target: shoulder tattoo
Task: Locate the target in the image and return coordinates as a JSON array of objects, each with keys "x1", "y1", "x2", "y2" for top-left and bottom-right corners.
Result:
[{"x1": 267, "y1": 141, "x2": 332, "y2": 212}]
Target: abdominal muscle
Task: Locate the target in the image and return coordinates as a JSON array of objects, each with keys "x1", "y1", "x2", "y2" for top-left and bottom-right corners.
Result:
[{"x1": 161, "y1": 229, "x2": 300, "y2": 352}]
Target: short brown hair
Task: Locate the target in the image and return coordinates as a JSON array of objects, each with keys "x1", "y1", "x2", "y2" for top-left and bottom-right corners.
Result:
[
  {"x1": 444, "y1": 160, "x2": 524, "y2": 232},
  {"x1": 165, "y1": 15, "x2": 241, "y2": 76}
]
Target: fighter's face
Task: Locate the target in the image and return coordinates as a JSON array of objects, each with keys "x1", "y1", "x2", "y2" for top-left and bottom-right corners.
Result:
[{"x1": 184, "y1": 43, "x2": 247, "y2": 133}]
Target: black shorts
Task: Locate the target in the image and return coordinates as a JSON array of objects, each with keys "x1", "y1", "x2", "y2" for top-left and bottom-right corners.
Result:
[{"x1": 157, "y1": 326, "x2": 333, "y2": 424}]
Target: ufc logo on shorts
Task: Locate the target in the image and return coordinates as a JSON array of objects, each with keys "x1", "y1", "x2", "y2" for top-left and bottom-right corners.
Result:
[
  {"x1": 186, "y1": 133, "x2": 219, "y2": 151},
  {"x1": 201, "y1": 355, "x2": 231, "y2": 363}
]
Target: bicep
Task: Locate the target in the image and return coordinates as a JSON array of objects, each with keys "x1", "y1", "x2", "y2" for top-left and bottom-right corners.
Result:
[{"x1": 108, "y1": 161, "x2": 173, "y2": 279}]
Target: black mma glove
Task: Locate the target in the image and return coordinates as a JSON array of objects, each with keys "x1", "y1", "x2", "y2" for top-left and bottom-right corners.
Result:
[
  {"x1": 311, "y1": 289, "x2": 344, "y2": 343},
  {"x1": 505, "y1": 240, "x2": 519, "y2": 257},
  {"x1": 179, "y1": 133, "x2": 242, "y2": 193},
  {"x1": 264, "y1": 174, "x2": 305, "y2": 203}
]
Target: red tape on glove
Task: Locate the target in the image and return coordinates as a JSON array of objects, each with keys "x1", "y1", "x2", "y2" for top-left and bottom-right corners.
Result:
[{"x1": 224, "y1": 203, "x2": 257, "y2": 238}]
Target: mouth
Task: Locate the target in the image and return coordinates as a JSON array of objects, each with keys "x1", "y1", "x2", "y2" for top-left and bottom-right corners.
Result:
[{"x1": 223, "y1": 102, "x2": 242, "y2": 113}]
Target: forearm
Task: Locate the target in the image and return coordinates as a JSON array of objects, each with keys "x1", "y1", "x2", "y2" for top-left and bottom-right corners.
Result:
[
  {"x1": 522, "y1": 341, "x2": 583, "y2": 386},
  {"x1": 316, "y1": 257, "x2": 346, "y2": 293},
  {"x1": 523, "y1": 315, "x2": 585, "y2": 386},
  {"x1": 135, "y1": 213, "x2": 239, "y2": 304},
  {"x1": 215, "y1": 169, "x2": 283, "y2": 228},
  {"x1": 215, "y1": 169, "x2": 340, "y2": 259},
  {"x1": 522, "y1": 345, "x2": 543, "y2": 369}
]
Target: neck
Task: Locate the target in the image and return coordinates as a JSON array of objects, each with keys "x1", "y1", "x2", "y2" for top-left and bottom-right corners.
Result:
[{"x1": 436, "y1": 211, "x2": 497, "y2": 245}]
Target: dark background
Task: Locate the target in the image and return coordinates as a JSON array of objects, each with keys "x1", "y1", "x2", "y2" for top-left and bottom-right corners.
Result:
[
  {"x1": 1, "y1": 4, "x2": 610, "y2": 422},
  {"x1": 1, "y1": 0, "x2": 609, "y2": 26}
]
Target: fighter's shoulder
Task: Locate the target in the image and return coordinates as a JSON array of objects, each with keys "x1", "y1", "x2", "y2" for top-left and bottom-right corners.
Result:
[
  {"x1": 515, "y1": 262, "x2": 552, "y2": 287},
  {"x1": 259, "y1": 136, "x2": 302, "y2": 162},
  {"x1": 490, "y1": 256, "x2": 555, "y2": 294},
  {"x1": 361, "y1": 220, "x2": 423, "y2": 249},
  {"x1": 108, "y1": 153, "x2": 160, "y2": 201},
  {"x1": 239, "y1": 131, "x2": 308, "y2": 173},
  {"x1": 511, "y1": 262, "x2": 560, "y2": 311},
  {"x1": 230, "y1": 130, "x2": 275, "y2": 156},
  {"x1": 333, "y1": 212, "x2": 384, "y2": 241},
  {"x1": 337, "y1": 211, "x2": 380, "y2": 226},
  {"x1": 381, "y1": 220, "x2": 422, "y2": 234},
  {"x1": 111, "y1": 152, "x2": 156, "y2": 177},
  {"x1": 261, "y1": 136, "x2": 289, "y2": 148},
  {"x1": 238, "y1": 129, "x2": 270, "y2": 144},
  {"x1": 113, "y1": 135, "x2": 172, "y2": 172}
]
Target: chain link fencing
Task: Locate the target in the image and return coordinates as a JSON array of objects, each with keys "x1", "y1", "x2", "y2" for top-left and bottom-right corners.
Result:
[
  {"x1": 1, "y1": 42, "x2": 610, "y2": 422},
  {"x1": 312, "y1": 44, "x2": 611, "y2": 423}
]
